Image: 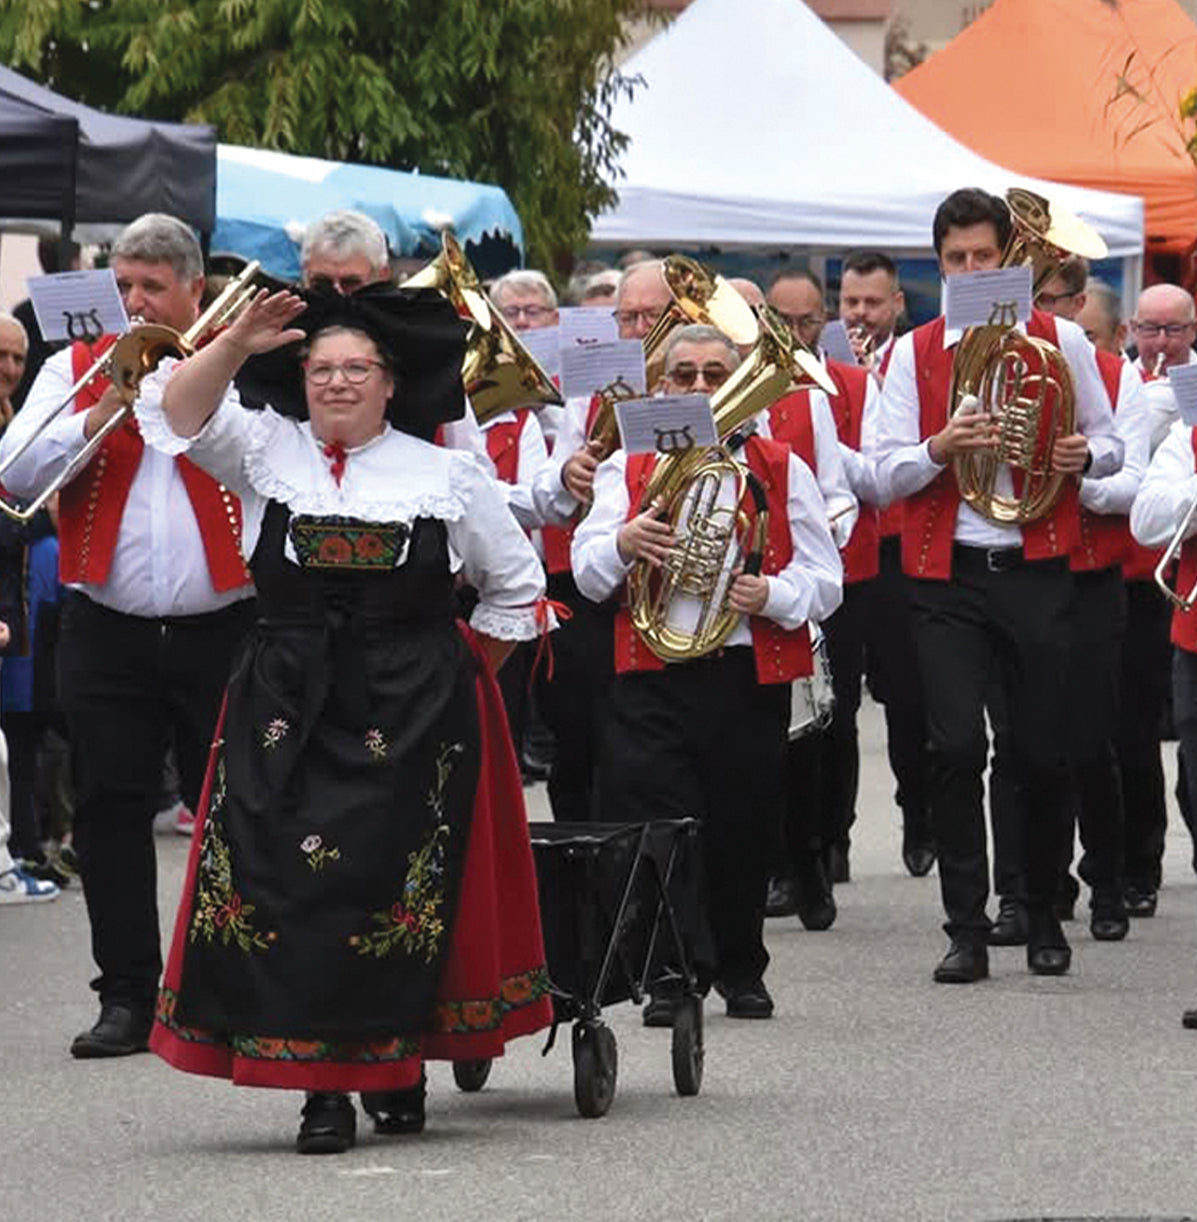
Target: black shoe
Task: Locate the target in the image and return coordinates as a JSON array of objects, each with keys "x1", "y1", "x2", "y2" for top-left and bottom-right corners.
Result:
[
  {"x1": 794, "y1": 853, "x2": 836, "y2": 931},
  {"x1": 361, "y1": 1074, "x2": 426, "y2": 1135},
  {"x1": 933, "y1": 941, "x2": 989, "y2": 984},
  {"x1": 641, "y1": 994, "x2": 677, "y2": 1028},
  {"x1": 297, "y1": 1092, "x2": 356, "y2": 1154},
  {"x1": 1182, "y1": 1007, "x2": 1197, "y2": 1030},
  {"x1": 765, "y1": 876, "x2": 798, "y2": 918},
  {"x1": 901, "y1": 812, "x2": 935, "y2": 878},
  {"x1": 988, "y1": 897, "x2": 1029, "y2": 947},
  {"x1": 70, "y1": 1003, "x2": 153, "y2": 1059},
  {"x1": 827, "y1": 844, "x2": 850, "y2": 885},
  {"x1": 1090, "y1": 892, "x2": 1129, "y2": 942},
  {"x1": 1027, "y1": 909, "x2": 1071, "y2": 976},
  {"x1": 724, "y1": 980, "x2": 774, "y2": 1019},
  {"x1": 1124, "y1": 885, "x2": 1158, "y2": 918}
]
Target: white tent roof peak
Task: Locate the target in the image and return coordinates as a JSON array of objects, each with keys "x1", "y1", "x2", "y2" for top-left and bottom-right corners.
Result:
[{"x1": 593, "y1": 0, "x2": 1144, "y2": 257}]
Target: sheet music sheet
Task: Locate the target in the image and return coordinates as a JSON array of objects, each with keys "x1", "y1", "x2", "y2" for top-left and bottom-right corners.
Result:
[
  {"x1": 28, "y1": 270, "x2": 129, "y2": 342},
  {"x1": 615, "y1": 393, "x2": 719, "y2": 456},
  {"x1": 1168, "y1": 363, "x2": 1197, "y2": 426},
  {"x1": 560, "y1": 338, "x2": 646, "y2": 401},
  {"x1": 943, "y1": 266, "x2": 1033, "y2": 332},
  {"x1": 518, "y1": 324, "x2": 561, "y2": 380},
  {"x1": 820, "y1": 319, "x2": 858, "y2": 366}
]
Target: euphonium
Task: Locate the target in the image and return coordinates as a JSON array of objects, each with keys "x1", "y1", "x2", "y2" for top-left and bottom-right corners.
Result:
[
  {"x1": 0, "y1": 261, "x2": 265, "y2": 523},
  {"x1": 627, "y1": 302, "x2": 822, "y2": 662},
  {"x1": 949, "y1": 188, "x2": 1107, "y2": 526},
  {"x1": 405, "y1": 232, "x2": 562, "y2": 425}
]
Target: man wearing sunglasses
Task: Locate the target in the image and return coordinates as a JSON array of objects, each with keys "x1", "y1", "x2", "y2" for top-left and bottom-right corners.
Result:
[{"x1": 573, "y1": 323, "x2": 843, "y2": 1021}]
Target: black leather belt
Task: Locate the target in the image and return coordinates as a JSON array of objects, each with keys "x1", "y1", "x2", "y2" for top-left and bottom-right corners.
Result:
[{"x1": 953, "y1": 544, "x2": 1026, "y2": 574}]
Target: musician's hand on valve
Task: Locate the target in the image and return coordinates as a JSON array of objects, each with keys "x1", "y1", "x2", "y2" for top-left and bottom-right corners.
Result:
[
  {"x1": 729, "y1": 573, "x2": 770, "y2": 616},
  {"x1": 562, "y1": 441, "x2": 602, "y2": 502},
  {"x1": 1051, "y1": 432, "x2": 1090, "y2": 475},
  {"x1": 928, "y1": 399, "x2": 998, "y2": 464},
  {"x1": 223, "y1": 289, "x2": 307, "y2": 358},
  {"x1": 617, "y1": 502, "x2": 674, "y2": 567},
  {"x1": 82, "y1": 384, "x2": 126, "y2": 442}
]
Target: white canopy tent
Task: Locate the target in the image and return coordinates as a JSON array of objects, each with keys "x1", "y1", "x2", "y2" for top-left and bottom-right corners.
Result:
[{"x1": 592, "y1": 0, "x2": 1145, "y2": 302}]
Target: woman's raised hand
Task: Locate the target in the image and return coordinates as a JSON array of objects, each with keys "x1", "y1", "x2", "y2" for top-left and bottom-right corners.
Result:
[{"x1": 225, "y1": 289, "x2": 307, "y2": 356}]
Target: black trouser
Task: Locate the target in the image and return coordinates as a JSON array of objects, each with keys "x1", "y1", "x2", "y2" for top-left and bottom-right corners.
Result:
[
  {"x1": 1173, "y1": 648, "x2": 1197, "y2": 872},
  {"x1": 1067, "y1": 567, "x2": 1128, "y2": 903},
  {"x1": 1120, "y1": 580, "x2": 1172, "y2": 891},
  {"x1": 600, "y1": 649, "x2": 789, "y2": 990},
  {"x1": 865, "y1": 536, "x2": 930, "y2": 834},
  {"x1": 540, "y1": 571, "x2": 615, "y2": 822},
  {"x1": 907, "y1": 548, "x2": 1073, "y2": 944},
  {"x1": 58, "y1": 592, "x2": 255, "y2": 1011},
  {"x1": 2, "y1": 711, "x2": 45, "y2": 859}
]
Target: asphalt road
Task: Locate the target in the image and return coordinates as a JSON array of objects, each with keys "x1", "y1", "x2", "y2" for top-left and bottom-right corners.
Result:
[{"x1": 4, "y1": 699, "x2": 1197, "y2": 1222}]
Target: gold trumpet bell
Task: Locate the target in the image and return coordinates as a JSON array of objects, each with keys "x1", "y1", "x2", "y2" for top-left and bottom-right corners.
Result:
[{"x1": 107, "y1": 325, "x2": 194, "y2": 402}]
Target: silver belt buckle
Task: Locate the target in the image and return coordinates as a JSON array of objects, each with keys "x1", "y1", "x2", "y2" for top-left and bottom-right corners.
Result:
[{"x1": 986, "y1": 548, "x2": 1004, "y2": 573}]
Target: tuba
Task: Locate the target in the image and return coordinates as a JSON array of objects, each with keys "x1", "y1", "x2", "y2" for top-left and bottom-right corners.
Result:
[
  {"x1": 627, "y1": 300, "x2": 825, "y2": 662},
  {"x1": 405, "y1": 232, "x2": 562, "y2": 425},
  {"x1": 0, "y1": 262, "x2": 265, "y2": 523},
  {"x1": 949, "y1": 188, "x2": 1107, "y2": 525}
]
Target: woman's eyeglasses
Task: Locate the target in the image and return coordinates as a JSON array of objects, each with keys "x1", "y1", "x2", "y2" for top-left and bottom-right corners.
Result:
[
  {"x1": 304, "y1": 360, "x2": 385, "y2": 386},
  {"x1": 665, "y1": 362, "x2": 732, "y2": 390}
]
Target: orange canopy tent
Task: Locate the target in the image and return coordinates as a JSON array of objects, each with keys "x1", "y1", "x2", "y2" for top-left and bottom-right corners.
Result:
[{"x1": 893, "y1": 0, "x2": 1197, "y2": 255}]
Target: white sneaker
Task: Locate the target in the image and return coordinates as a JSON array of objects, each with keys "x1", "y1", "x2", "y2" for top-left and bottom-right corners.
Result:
[{"x1": 0, "y1": 866, "x2": 59, "y2": 904}]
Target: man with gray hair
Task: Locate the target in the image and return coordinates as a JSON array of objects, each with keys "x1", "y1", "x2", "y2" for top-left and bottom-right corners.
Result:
[
  {"x1": 0, "y1": 213, "x2": 257, "y2": 1056},
  {"x1": 489, "y1": 269, "x2": 558, "y2": 331},
  {"x1": 573, "y1": 319, "x2": 843, "y2": 1020},
  {"x1": 300, "y1": 209, "x2": 390, "y2": 295},
  {"x1": 1076, "y1": 278, "x2": 1126, "y2": 356}
]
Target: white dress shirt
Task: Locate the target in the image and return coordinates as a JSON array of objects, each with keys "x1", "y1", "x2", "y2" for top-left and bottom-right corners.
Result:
[
  {"x1": 1136, "y1": 349, "x2": 1197, "y2": 455},
  {"x1": 0, "y1": 348, "x2": 251, "y2": 618},
  {"x1": 1130, "y1": 420, "x2": 1197, "y2": 548},
  {"x1": 571, "y1": 443, "x2": 843, "y2": 649},
  {"x1": 863, "y1": 314, "x2": 1124, "y2": 548},
  {"x1": 1081, "y1": 358, "x2": 1148, "y2": 517},
  {"x1": 136, "y1": 364, "x2": 550, "y2": 641},
  {"x1": 530, "y1": 394, "x2": 592, "y2": 527},
  {"x1": 760, "y1": 393, "x2": 858, "y2": 548}
]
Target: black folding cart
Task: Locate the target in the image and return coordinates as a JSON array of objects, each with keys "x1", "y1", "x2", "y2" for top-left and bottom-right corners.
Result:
[{"x1": 451, "y1": 818, "x2": 705, "y2": 1118}]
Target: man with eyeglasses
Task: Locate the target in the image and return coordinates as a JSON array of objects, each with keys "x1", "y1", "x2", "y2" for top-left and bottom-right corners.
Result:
[
  {"x1": 530, "y1": 261, "x2": 673, "y2": 823},
  {"x1": 573, "y1": 323, "x2": 843, "y2": 1021},
  {"x1": 1128, "y1": 284, "x2": 1197, "y2": 455},
  {"x1": 865, "y1": 187, "x2": 1123, "y2": 985}
]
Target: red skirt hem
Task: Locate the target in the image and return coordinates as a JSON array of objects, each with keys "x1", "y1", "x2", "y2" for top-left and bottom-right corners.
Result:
[{"x1": 152, "y1": 623, "x2": 552, "y2": 1093}]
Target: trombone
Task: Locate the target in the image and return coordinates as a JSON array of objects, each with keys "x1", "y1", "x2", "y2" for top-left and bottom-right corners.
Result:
[
  {"x1": 0, "y1": 262, "x2": 263, "y2": 523},
  {"x1": 1154, "y1": 494, "x2": 1197, "y2": 611}
]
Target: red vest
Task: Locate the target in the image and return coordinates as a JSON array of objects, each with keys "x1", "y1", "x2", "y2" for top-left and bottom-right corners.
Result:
[
  {"x1": 1172, "y1": 430, "x2": 1197, "y2": 653},
  {"x1": 1071, "y1": 348, "x2": 1132, "y2": 574},
  {"x1": 484, "y1": 410, "x2": 531, "y2": 486},
  {"x1": 543, "y1": 394, "x2": 602, "y2": 575},
  {"x1": 58, "y1": 339, "x2": 250, "y2": 591},
  {"x1": 612, "y1": 436, "x2": 814, "y2": 685},
  {"x1": 902, "y1": 311, "x2": 1080, "y2": 580}
]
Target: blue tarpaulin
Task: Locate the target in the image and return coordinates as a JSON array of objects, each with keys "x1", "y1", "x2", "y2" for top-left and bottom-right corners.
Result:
[{"x1": 214, "y1": 144, "x2": 524, "y2": 280}]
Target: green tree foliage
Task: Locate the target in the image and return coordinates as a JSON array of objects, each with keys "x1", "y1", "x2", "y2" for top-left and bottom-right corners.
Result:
[{"x1": 0, "y1": 0, "x2": 654, "y2": 268}]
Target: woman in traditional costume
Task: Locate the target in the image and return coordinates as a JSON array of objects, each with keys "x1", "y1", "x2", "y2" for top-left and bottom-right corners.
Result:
[{"x1": 139, "y1": 285, "x2": 553, "y2": 1154}]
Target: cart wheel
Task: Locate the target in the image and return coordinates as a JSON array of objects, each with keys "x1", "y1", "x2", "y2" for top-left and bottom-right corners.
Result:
[
  {"x1": 572, "y1": 1022, "x2": 618, "y2": 1118},
  {"x1": 452, "y1": 1059, "x2": 492, "y2": 1093},
  {"x1": 671, "y1": 995, "x2": 704, "y2": 1097}
]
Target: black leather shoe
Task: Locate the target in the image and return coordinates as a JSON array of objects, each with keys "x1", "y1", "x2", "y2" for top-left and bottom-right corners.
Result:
[
  {"x1": 70, "y1": 1003, "x2": 153, "y2": 1059},
  {"x1": 765, "y1": 876, "x2": 798, "y2": 918},
  {"x1": 933, "y1": 941, "x2": 989, "y2": 984},
  {"x1": 794, "y1": 853, "x2": 836, "y2": 931},
  {"x1": 361, "y1": 1074, "x2": 426, "y2": 1135},
  {"x1": 1027, "y1": 909, "x2": 1071, "y2": 976},
  {"x1": 1090, "y1": 892, "x2": 1129, "y2": 942},
  {"x1": 641, "y1": 994, "x2": 677, "y2": 1028},
  {"x1": 297, "y1": 1092, "x2": 356, "y2": 1154},
  {"x1": 988, "y1": 897, "x2": 1029, "y2": 947},
  {"x1": 1124, "y1": 885, "x2": 1158, "y2": 918},
  {"x1": 1182, "y1": 1006, "x2": 1197, "y2": 1030},
  {"x1": 724, "y1": 980, "x2": 774, "y2": 1019}
]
